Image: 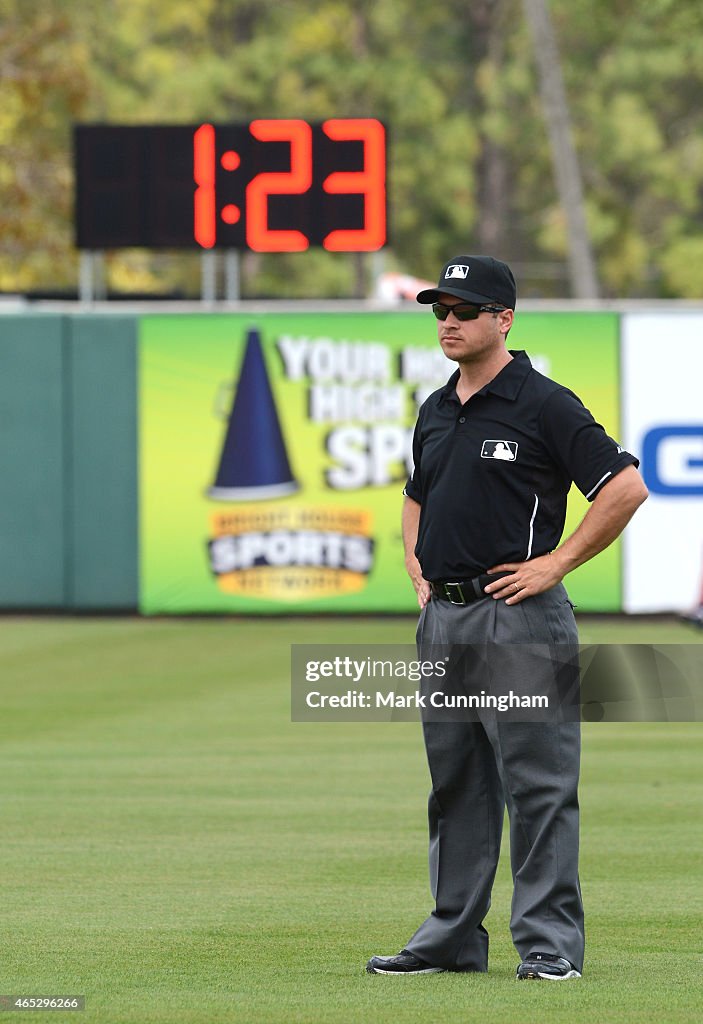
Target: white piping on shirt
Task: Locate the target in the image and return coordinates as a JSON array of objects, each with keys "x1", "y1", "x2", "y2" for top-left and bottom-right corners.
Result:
[
  {"x1": 586, "y1": 471, "x2": 612, "y2": 500},
  {"x1": 526, "y1": 493, "x2": 539, "y2": 559}
]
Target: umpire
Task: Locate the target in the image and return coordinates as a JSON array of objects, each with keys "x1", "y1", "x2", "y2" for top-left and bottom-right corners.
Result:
[{"x1": 366, "y1": 255, "x2": 648, "y2": 981}]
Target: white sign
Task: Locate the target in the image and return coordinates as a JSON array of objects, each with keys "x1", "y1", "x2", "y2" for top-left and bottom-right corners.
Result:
[{"x1": 621, "y1": 313, "x2": 703, "y2": 613}]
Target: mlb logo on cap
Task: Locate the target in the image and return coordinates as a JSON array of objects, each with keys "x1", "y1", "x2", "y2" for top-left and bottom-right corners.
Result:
[{"x1": 416, "y1": 254, "x2": 517, "y2": 308}]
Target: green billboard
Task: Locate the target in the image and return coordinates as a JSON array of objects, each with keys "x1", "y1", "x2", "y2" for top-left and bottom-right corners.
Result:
[{"x1": 139, "y1": 312, "x2": 621, "y2": 613}]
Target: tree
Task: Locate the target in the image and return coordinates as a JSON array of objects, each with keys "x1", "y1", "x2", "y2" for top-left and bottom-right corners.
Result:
[
  {"x1": 522, "y1": 0, "x2": 599, "y2": 297},
  {"x1": 1, "y1": 0, "x2": 703, "y2": 298},
  {"x1": 0, "y1": 0, "x2": 91, "y2": 290}
]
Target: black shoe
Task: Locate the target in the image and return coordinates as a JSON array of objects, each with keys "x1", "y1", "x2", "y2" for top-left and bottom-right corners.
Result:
[
  {"x1": 516, "y1": 952, "x2": 581, "y2": 981},
  {"x1": 366, "y1": 950, "x2": 445, "y2": 975}
]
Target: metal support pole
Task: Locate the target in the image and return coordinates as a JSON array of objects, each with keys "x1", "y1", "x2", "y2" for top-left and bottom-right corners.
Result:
[
  {"x1": 95, "y1": 251, "x2": 107, "y2": 300},
  {"x1": 79, "y1": 251, "x2": 95, "y2": 304},
  {"x1": 201, "y1": 250, "x2": 217, "y2": 305},
  {"x1": 224, "y1": 250, "x2": 241, "y2": 302},
  {"x1": 369, "y1": 249, "x2": 386, "y2": 298}
]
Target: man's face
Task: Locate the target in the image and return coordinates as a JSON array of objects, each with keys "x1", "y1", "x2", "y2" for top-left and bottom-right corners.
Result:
[{"x1": 435, "y1": 293, "x2": 514, "y2": 364}]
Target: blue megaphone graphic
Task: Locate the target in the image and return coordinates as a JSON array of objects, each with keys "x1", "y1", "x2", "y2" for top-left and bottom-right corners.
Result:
[{"x1": 208, "y1": 328, "x2": 299, "y2": 501}]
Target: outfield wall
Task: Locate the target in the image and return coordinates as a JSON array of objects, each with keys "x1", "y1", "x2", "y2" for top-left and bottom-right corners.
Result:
[
  {"x1": 0, "y1": 314, "x2": 138, "y2": 609},
  {"x1": 0, "y1": 309, "x2": 700, "y2": 613}
]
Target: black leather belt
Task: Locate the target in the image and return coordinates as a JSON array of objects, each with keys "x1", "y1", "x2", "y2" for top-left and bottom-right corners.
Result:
[{"x1": 430, "y1": 572, "x2": 512, "y2": 606}]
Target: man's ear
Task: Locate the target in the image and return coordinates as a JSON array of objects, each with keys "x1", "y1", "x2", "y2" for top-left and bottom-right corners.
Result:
[{"x1": 500, "y1": 309, "x2": 514, "y2": 336}]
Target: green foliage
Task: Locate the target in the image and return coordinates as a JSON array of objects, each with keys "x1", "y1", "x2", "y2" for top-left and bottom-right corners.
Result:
[
  {"x1": 1, "y1": 0, "x2": 702, "y2": 296},
  {"x1": 0, "y1": 0, "x2": 91, "y2": 289}
]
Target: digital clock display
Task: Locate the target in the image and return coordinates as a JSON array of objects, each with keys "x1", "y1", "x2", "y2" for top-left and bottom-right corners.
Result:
[{"x1": 74, "y1": 120, "x2": 387, "y2": 252}]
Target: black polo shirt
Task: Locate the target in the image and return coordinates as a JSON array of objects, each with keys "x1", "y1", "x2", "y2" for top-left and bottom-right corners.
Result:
[{"x1": 404, "y1": 350, "x2": 638, "y2": 581}]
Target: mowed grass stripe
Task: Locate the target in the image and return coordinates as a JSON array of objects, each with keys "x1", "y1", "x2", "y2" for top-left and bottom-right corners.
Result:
[{"x1": 0, "y1": 617, "x2": 700, "y2": 1023}]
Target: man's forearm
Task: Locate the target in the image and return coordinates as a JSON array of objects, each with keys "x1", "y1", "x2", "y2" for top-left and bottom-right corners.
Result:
[
  {"x1": 487, "y1": 465, "x2": 648, "y2": 605},
  {"x1": 552, "y1": 466, "x2": 648, "y2": 576},
  {"x1": 402, "y1": 495, "x2": 421, "y2": 568},
  {"x1": 402, "y1": 495, "x2": 430, "y2": 607}
]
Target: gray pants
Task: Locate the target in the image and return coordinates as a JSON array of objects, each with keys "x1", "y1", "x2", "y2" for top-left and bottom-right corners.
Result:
[{"x1": 405, "y1": 583, "x2": 584, "y2": 972}]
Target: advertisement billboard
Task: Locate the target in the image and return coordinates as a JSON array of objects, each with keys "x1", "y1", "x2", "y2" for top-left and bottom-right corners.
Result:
[{"x1": 139, "y1": 312, "x2": 622, "y2": 613}]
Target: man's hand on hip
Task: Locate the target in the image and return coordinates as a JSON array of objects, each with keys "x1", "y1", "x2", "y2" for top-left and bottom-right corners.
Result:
[{"x1": 484, "y1": 553, "x2": 565, "y2": 605}]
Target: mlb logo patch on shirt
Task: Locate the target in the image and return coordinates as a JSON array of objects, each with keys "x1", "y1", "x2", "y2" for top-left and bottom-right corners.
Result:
[{"x1": 481, "y1": 439, "x2": 518, "y2": 461}]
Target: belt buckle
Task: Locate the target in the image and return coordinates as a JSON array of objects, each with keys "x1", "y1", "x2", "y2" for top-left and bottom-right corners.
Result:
[{"x1": 443, "y1": 581, "x2": 466, "y2": 605}]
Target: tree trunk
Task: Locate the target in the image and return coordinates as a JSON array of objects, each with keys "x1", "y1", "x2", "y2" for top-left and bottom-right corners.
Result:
[
  {"x1": 477, "y1": 0, "x2": 509, "y2": 253},
  {"x1": 522, "y1": 0, "x2": 599, "y2": 298}
]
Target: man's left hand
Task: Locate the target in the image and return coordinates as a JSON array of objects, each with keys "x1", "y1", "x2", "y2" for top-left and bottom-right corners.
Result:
[{"x1": 484, "y1": 553, "x2": 565, "y2": 605}]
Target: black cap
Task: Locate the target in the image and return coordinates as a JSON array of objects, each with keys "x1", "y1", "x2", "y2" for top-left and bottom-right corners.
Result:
[{"x1": 416, "y1": 255, "x2": 517, "y2": 309}]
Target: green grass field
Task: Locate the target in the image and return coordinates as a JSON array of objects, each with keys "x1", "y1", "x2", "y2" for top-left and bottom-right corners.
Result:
[{"x1": 0, "y1": 616, "x2": 701, "y2": 1024}]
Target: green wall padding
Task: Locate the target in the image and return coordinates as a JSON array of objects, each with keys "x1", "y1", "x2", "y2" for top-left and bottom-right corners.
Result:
[
  {"x1": 67, "y1": 316, "x2": 138, "y2": 609},
  {"x1": 0, "y1": 315, "x2": 67, "y2": 606}
]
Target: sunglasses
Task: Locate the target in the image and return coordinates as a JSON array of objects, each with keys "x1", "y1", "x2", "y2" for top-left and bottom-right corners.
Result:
[{"x1": 432, "y1": 302, "x2": 506, "y2": 321}]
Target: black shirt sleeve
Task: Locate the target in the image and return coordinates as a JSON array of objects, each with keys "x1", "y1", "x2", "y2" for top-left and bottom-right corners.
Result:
[
  {"x1": 403, "y1": 408, "x2": 424, "y2": 503},
  {"x1": 539, "y1": 387, "x2": 639, "y2": 501}
]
